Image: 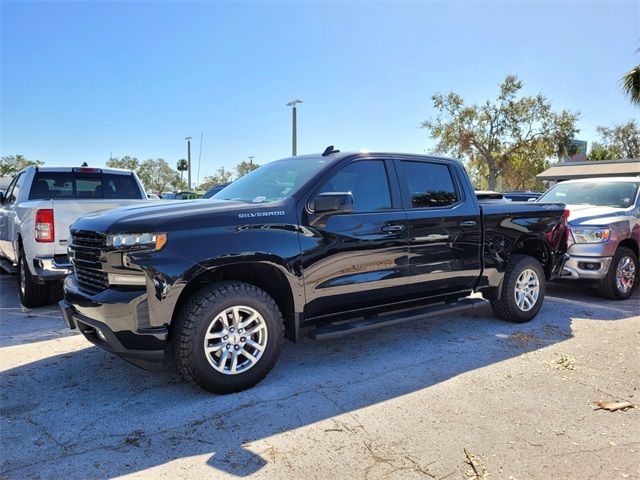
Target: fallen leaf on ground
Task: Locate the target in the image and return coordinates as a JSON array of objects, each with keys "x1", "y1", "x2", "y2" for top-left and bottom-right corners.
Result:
[{"x1": 593, "y1": 401, "x2": 635, "y2": 412}]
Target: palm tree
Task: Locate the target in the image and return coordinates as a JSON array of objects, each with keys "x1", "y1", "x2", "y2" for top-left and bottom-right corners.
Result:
[
  {"x1": 176, "y1": 159, "x2": 188, "y2": 183},
  {"x1": 621, "y1": 49, "x2": 640, "y2": 106}
]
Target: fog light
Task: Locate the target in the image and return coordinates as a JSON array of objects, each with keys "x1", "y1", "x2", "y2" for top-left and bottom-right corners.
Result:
[
  {"x1": 95, "y1": 328, "x2": 106, "y2": 341},
  {"x1": 578, "y1": 262, "x2": 601, "y2": 271}
]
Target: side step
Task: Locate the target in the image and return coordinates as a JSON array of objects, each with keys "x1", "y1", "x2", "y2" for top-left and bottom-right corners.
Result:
[
  {"x1": 309, "y1": 297, "x2": 488, "y2": 340},
  {"x1": 0, "y1": 257, "x2": 17, "y2": 274}
]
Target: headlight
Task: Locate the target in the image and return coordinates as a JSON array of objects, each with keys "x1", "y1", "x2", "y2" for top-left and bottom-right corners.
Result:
[
  {"x1": 570, "y1": 227, "x2": 610, "y2": 243},
  {"x1": 107, "y1": 232, "x2": 167, "y2": 250}
]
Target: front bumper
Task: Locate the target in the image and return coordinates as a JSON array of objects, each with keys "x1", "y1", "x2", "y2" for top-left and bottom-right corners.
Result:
[
  {"x1": 32, "y1": 256, "x2": 72, "y2": 282},
  {"x1": 61, "y1": 275, "x2": 168, "y2": 370},
  {"x1": 560, "y1": 255, "x2": 612, "y2": 280}
]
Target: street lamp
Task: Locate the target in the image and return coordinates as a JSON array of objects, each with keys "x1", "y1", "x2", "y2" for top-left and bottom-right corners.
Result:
[
  {"x1": 248, "y1": 155, "x2": 255, "y2": 166},
  {"x1": 286, "y1": 99, "x2": 302, "y2": 156},
  {"x1": 185, "y1": 136, "x2": 192, "y2": 189}
]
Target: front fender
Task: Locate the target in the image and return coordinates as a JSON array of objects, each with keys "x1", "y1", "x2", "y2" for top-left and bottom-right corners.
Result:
[{"x1": 128, "y1": 226, "x2": 304, "y2": 328}]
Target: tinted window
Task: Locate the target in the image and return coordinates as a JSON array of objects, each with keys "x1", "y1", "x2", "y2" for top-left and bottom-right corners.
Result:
[
  {"x1": 319, "y1": 160, "x2": 391, "y2": 212},
  {"x1": 399, "y1": 161, "x2": 458, "y2": 208},
  {"x1": 29, "y1": 172, "x2": 143, "y2": 200}
]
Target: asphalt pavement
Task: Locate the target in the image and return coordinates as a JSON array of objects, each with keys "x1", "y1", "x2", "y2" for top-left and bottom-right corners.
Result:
[{"x1": 1, "y1": 273, "x2": 639, "y2": 479}]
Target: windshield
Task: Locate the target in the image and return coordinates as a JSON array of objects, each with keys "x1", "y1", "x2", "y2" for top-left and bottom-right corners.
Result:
[
  {"x1": 213, "y1": 157, "x2": 331, "y2": 203},
  {"x1": 539, "y1": 181, "x2": 639, "y2": 208}
]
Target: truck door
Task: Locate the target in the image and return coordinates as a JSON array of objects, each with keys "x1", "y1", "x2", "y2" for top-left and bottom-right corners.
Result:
[
  {"x1": 395, "y1": 158, "x2": 482, "y2": 299},
  {"x1": 300, "y1": 158, "x2": 409, "y2": 318}
]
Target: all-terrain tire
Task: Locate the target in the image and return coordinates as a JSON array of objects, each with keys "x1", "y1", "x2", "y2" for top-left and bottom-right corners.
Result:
[
  {"x1": 172, "y1": 281, "x2": 284, "y2": 394},
  {"x1": 597, "y1": 247, "x2": 638, "y2": 300},
  {"x1": 17, "y1": 249, "x2": 50, "y2": 308},
  {"x1": 490, "y1": 254, "x2": 546, "y2": 323}
]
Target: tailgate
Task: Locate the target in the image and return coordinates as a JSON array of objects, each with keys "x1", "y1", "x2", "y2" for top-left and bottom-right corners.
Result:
[{"x1": 52, "y1": 200, "x2": 149, "y2": 255}]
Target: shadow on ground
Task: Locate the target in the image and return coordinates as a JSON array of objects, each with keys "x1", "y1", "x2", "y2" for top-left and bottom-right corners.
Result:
[{"x1": 0, "y1": 281, "x2": 638, "y2": 478}]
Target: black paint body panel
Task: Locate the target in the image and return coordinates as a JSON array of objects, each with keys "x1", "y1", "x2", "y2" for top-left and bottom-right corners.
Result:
[{"x1": 64, "y1": 152, "x2": 568, "y2": 362}]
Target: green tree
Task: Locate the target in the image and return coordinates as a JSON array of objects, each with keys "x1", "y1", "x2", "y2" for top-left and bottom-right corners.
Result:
[
  {"x1": 235, "y1": 160, "x2": 260, "y2": 178},
  {"x1": 595, "y1": 120, "x2": 640, "y2": 159},
  {"x1": 176, "y1": 159, "x2": 188, "y2": 183},
  {"x1": 587, "y1": 142, "x2": 618, "y2": 161},
  {"x1": 621, "y1": 59, "x2": 640, "y2": 106},
  {"x1": 106, "y1": 156, "x2": 140, "y2": 171},
  {"x1": 0, "y1": 155, "x2": 43, "y2": 176},
  {"x1": 137, "y1": 158, "x2": 181, "y2": 193},
  {"x1": 422, "y1": 75, "x2": 580, "y2": 190},
  {"x1": 199, "y1": 166, "x2": 233, "y2": 190}
]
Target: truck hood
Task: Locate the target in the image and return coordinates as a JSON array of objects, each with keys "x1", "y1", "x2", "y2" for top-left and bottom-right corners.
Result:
[
  {"x1": 566, "y1": 204, "x2": 634, "y2": 226},
  {"x1": 72, "y1": 198, "x2": 288, "y2": 232}
]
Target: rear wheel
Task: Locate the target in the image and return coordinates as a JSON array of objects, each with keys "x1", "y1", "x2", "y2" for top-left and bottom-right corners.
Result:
[
  {"x1": 490, "y1": 254, "x2": 545, "y2": 323},
  {"x1": 17, "y1": 249, "x2": 50, "y2": 308},
  {"x1": 173, "y1": 281, "x2": 284, "y2": 394},
  {"x1": 597, "y1": 247, "x2": 638, "y2": 300}
]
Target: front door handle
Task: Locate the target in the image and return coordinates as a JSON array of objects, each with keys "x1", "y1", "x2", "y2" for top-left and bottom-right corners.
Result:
[
  {"x1": 381, "y1": 224, "x2": 405, "y2": 233},
  {"x1": 458, "y1": 220, "x2": 477, "y2": 227}
]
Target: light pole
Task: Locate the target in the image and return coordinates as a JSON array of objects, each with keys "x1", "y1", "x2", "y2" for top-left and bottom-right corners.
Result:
[
  {"x1": 286, "y1": 99, "x2": 302, "y2": 156},
  {"x1": 185, "y1": 136, "x2": 192, "y2": 190},
  {"x1": 248, "y1": 155, "x2": 255, "y2": 166}
]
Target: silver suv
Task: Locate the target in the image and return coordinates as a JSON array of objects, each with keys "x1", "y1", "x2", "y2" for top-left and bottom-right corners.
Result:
[{"x1": 538, "y1": 177, "x2": 639, "y2": 299}]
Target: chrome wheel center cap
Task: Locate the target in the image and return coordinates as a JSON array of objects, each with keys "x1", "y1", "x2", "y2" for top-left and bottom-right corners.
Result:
[{"x1": 228, "y1": 333, "x2": 241, "y2": 345}]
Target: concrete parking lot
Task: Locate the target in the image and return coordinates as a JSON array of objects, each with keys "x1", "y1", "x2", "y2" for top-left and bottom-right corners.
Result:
[{"x1": 1, "y1": 273, "x2": 639, "y2": 480}]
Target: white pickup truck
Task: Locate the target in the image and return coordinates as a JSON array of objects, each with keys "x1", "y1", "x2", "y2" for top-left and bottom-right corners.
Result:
[{"x1": 0, "y1": 165, "x2": 149, "y2": 307}]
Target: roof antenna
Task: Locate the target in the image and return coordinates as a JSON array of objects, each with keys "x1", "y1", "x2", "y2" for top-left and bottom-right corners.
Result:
[{"x1": 322, "y1": 145, "x2": 340, "y2": 156}]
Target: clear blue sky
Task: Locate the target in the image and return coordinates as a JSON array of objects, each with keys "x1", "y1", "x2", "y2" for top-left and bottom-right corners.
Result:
[{"x1": 1, "y1": 0, "x2": 638, "y2": 183}]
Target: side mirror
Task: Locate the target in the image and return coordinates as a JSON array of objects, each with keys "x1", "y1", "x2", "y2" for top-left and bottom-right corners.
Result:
[{"x1": 310, "y1": 192, "x2": 355, "y2": 214}]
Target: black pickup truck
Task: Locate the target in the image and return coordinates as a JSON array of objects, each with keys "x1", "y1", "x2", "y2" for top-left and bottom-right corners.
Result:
[{"x1": 60, "y1": 149, "x2": 569, "y2": 393}]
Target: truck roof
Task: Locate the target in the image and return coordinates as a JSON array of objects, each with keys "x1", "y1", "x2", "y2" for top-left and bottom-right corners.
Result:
[
  {"x1": 275, "y1": 151, "x2": 463, "y2": 164},
  {"x1": 24, "y1": 165, "x2": 136, "y2": 175}
]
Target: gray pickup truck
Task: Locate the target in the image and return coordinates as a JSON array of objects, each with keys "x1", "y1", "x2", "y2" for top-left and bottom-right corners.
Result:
[
  {"x1": 0, "y1": 166, "x2": 149, "y2": 307},
  {"x1": 538, "y1": 177, "x2": 640, "y2": 299}
]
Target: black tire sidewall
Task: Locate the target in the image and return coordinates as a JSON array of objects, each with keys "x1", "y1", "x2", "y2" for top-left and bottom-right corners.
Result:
[
  {"x1": 181, "y1": 285, "x2": 283, "y2": 393},
  {"x1": 17, "y1": 249, "x2": 50, "y2": 308},
  {"x1": 494, "y1": 255, "x2": 546, "y2": 323},
  {"x1": 17, "y1": 253, "x2": 25, "y2": 303}
]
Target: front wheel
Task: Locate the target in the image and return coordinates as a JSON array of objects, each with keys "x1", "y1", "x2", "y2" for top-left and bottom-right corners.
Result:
[
  {"x1": 490, "y1": 254, "x2": 546, "y2": 323},
  {"x1": 17, "y1": 249, "x2": 50, "y2": 308},
  {"x1": 597, "y1": 247, "x2": 638, "y2": 300},
  {"x1": 173, "y1": 281, "x2": 284, "y2": 394}
]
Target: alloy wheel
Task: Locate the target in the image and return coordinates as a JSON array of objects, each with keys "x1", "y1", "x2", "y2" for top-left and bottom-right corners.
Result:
[
  {"x1": 615, "y1": 254, "x2": 636, "y2": 295},
  {"x1": 514, "y1": 268, "x2": 539, "y2": 312},
  {"x1": 203, "y1": 305, "x2": 268, "y2": 375}
]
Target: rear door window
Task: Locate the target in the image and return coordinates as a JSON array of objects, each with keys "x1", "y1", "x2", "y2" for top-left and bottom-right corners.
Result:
[
  {"x1": 398, "y1": 161, "x2": 460, "y2": 208},
  {"x1": 29, "y1": 172, "x2": 143, "y2": 200}
]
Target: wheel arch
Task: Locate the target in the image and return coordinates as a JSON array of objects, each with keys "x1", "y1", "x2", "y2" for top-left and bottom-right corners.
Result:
[
  {"x1": 618, "y1": 238, "x2": 639, "y2": 259},
  {"x1": 170, "y1": 261, "x2": 299, "y2": 342},
  {"x1": 509, "y1": 234, "x2": 553, "y2": 278}
]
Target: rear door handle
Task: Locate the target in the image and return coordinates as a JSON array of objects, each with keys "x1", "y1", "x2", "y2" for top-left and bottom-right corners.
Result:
[
  {"x1": 458, "y1": 220, "x2": 477, "y2": 227},
  {"x1": 381, "y1": 224, "x2": 405, "y2": 233}
]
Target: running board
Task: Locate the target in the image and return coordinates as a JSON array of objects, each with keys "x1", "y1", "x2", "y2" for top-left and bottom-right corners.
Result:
[
  {"x1": 0, "y1": 257, "x2": 17, "y2": 274},
  {"x1": 309, "y1": 297, "x2": 488, "y2": 340}
]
